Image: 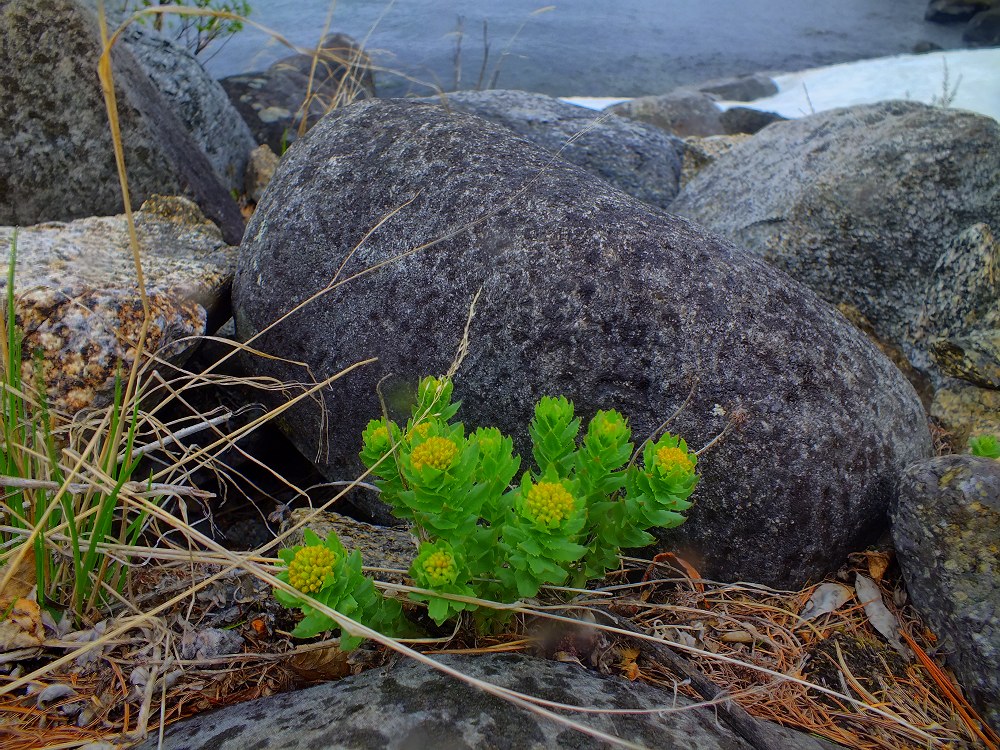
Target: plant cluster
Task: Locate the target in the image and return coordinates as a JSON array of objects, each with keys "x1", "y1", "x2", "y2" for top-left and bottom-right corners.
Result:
[
  {"x1": 969, "y1": 433, "x2": 1000, "y2": 459},
  {"x1": 0, "y1": 235, "x2": 157, "y2": 620},
  {"x1": 126, "y1": 0, "x2": 252, "y2": 57},
  {"x1": 275, "y1": 375, "x2": 698, "y2": 643}
]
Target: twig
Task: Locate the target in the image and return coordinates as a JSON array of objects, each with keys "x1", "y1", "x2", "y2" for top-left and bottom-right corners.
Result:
[{"x1": 0, "y1": 475, "x2": 213, "y2": 499}]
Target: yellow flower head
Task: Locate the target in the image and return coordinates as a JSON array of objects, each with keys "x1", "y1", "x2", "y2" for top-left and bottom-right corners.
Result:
[
  {"x1": 421, "y1": 548, "x2": 459, "y2": 587},
  {"x1": 410, "y1": 436, "x2": 459, "y2": 472},
  {"x1": 287, "y1": 545, "x2": 337, "y2": 594},
  {"x1": 655, "y1": 445, "x2": 694, "y2": 475},
  {"x1": 408, "y1": 422, "x2": 431, "y2": 440},
  {"x1": 523, "y1": 481, "x2": 576, "y2": 526}
]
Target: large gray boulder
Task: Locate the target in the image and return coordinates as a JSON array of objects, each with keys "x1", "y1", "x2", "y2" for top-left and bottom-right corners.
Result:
[
  {"x1": 670, "y1": 102, "x2": 1000, "y2": 373},
  {"x1": 419, "y1": 90, "x2": 684, "y2": 210},
  {"x1": 892, "y1": 454, "x2": 1000, "y2": 730},
  {"x1": 0, "y1": 0, "x2": 243, "y2": 243},
  {"x1": 135, "y1": 653, "x2": 838, "y2": 750},
  {"x1": 233, "y1": 99, "x2": 931, "y2": 588},
  {"x1": 123, "y1": 23, "x2": 257, "y2": 194}
]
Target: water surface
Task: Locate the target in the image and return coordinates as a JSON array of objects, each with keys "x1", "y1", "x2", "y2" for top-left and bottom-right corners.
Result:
[{"x1": 205, "y1": 0, "x2": 966, "y2": 96}]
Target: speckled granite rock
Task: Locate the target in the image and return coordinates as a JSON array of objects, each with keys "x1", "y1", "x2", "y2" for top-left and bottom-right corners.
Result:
[
  {"x1": 932, "y1": 329, "x2": 1000, "y2": 389},
  {"x1": 931, "y1": 381, "x2": 1000, "y2": 447},
  {"x1": 892, "y1": 454, "x2": 1000, "y2": 730},
  {"x1": 670, "y1": 103, "x2": 1000, "y2": 373},
  {"x1": 233, "y1": 99, "x2": 931, "y2": 588},
  {"x1": 0, "y1": 196, "x2": 236, "y2": 414},
  {"x1": 220, "y1": 33, "x2": 375, "y2": 155},
  {"x1": 910, "y1": 223, "x2": 999, "y2": 381},
  {"x1": 123, "y1": 23, "x2": 257, "y2": 194},
  {"x1": 0, "y1": 0, "x2": 243, "y2": 243},
  {"x1": 418, "y1": 90, "x2": 684, "y2": 211},
  {"x1": 134, "y1": 652, "x2": 840, "y2": 750}
]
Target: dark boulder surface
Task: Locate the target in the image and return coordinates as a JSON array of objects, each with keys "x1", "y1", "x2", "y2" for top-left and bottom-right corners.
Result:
[
  {"x1": 418, "y1": 89, "x2": 684, "y2": 211},
  {"x1": 670, "y1": 102, "x2": 1000, "y2": 369},
  {"x1": 0, "y1": 0, "x2": 243, "y2": 243},
  {"x1": 892, "y1": 454, "x2": 1000, "y2": 730},
  {"x1": 719, "y1": 106, "x2": 786, "y2": 135},
  {"x1": 965, "y1": 8, "x2": 1000, "y2": 43},
  {"x1": 925, "y1": 0, "x2": 998, "y2": 23},
  {"x1": 233, "y1": 99, "x2": 930, "y2": 588},
  {"x1": 135, "y1": 652, "x2": 840, "y2": 750}
]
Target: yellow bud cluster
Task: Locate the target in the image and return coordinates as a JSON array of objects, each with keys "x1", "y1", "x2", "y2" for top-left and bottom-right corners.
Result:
[
  {"x1": 422, "y1": 549, "x2": 459, "y2": 586},
  {"x1": 287, "y1": 545, "x2": 337, "y2": 594},
  {"x1": 655, "y1": 445, "x2": 694, "y2": 474},
  {"x1": 524, "y1": 481, "x2": 575, "y2": 525},
  {"x1": 408, "y1": 422, "x2": 431, "y2": 440},
  {"x1": 410, "y1": 436, "x2": 459, "y2": 471}
]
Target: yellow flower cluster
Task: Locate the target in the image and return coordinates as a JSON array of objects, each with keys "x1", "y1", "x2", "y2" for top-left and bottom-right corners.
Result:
[
  {"x1": 288, "y1": 545, "x2": 337, "y2": 593},
  {"x1": 369, "y1": 425, "x2": 390, "y2": 451},
  {"x1": 656, "y1": 445, "x2": 694, "y2": 474},
  {"x1": 524, "y1": 481, "x2": 575, "y2": 525},
  {"x1": 408, "y1": 422, "x2": 431, "y2": 440},
  {"x1": 421, "y1": 549, "x2": 459, "y2": 586},
  {"x1": 410, "y1": 436, "x2": 459, "y2": 471}
]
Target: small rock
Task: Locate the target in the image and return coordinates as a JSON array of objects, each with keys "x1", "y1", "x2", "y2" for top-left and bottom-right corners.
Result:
[
  {"x1": 244, "y1": 144, "x2": 281, "y2": 204},
  {"x1": 221, "y1": 33, "x2": 375, "y2": 154},
  {"x1": 719, "y1": 106, "x2": 786, "y2": 135},
  {"x1": 931, "y1": 329, "x2": 1000, "y2": 388},
  {"x1": 925, "y1": 0, "x2": 998, "y2": 23},
  {"x1": 696, "y1": 73, "x2": 778, "y2": 102},
  {"x1": 892, "y1": 454, "x2": 1000, "y2": 730},
  {"x1": 608, "y1": 89, "x2": 725, "y2": 137},
  {"x1": 180, "y1": 627, "x2": 244, "y2": 660}
]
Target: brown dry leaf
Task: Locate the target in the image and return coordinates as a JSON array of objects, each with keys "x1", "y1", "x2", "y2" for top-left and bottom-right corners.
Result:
[
  {"x1": 619, "y1": 647, "x2": 641, "y2": 681},
  {"x1": 0, "y1": 598, "x2": 45, "y2": 651},
  {"x1": 287, "y1": 644, "x2": 351, "y2": 681},
  {"x1": 0, "y1": 548, "x2": 37, "y2": 610}
]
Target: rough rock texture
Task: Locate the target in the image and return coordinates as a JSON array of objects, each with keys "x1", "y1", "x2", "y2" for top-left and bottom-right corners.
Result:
[
  {"x1": 932, "y1": 329, "x2": 1000, "y2": 388},
  {"x1": 925, "y1": 0, "x2": 998, "y2": 23},
  {"x1": 931, "y1": 382, "x2": 1000, "y2": 446},
  {"x1": 135, "y1": 653, "x2": 838, "y2": 750},
  {"x1": 837, "y1": 304, "x2": 933, "y2": 409},
  {"x1": 892, "y1": 455, "x2": 1000, "y2": 729},
  {"x1": 965, "y1": 8, "x2": 1000, "y2": 43},
  {"x1": 233, "y1": 99, "x2": 931, "y2": 588},
  {"x1": 0, "y1": 196, "x2": 236, "y2": 414},
  {"x1": 419, "y1": 90, "x2": 684, "y2": 210},
  {"x1": 0, "y1": 0, "x2": 244, "y2": 243},
  {"x1": 608, "y1": 90, "x2": 725, "y2": 137},
  {"x1": 123, "y1": 23, "x2": 257, "y2": 194},
  {"x1": 910, "y1": 223, "x2": 1000, "y2": 381},
  {"x1": 221, "y1": 32, "x2": 375, "y2": 155},
  {"x1": 670, "y1": 103, "x2": 1000, "y2": 368},
  {"x1": 679, "y1": 134, "x2": 751, "y2": 189}
]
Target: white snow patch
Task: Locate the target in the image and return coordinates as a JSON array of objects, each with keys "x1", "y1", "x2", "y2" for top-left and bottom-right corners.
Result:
[{"x1": 561, "y1": 48, "x2": 1000, "y2": 122}]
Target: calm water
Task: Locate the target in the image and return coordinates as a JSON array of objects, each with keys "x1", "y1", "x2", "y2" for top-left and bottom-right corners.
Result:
[{"x1": 204, "y1": 0, "x2": 966, "y2": 96}]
